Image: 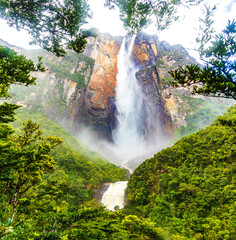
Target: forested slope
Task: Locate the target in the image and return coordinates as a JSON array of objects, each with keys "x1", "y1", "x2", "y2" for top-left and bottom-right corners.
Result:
[
  {"x1": 0, "y1": 108, "x2": 128, "y2": 239},
  {"x1": 12, "y1": 108, "x2": 127, "y2": 188},
  {"x1": 125, "y1": 105, "x2": 236, "y2": 239}
]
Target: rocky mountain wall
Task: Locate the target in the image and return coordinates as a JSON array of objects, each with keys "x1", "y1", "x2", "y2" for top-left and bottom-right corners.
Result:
[
  {"x1": 78, "y1": 34, "x2": 122, "y2": 139},
  {"x1": 5, "y1": 33, "x2": 234, "y2": 141},
  {"x1": 77, "y1": 33, "x2": 200, "y2": 140}
]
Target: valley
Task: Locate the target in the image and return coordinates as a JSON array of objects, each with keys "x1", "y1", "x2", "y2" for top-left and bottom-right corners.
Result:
[
  {"x1": 5, "y1": 33, "x2": 234, "y2": 169},
  {"x1": 0, "y1": 31, "x2": 235, "y2": 239}
]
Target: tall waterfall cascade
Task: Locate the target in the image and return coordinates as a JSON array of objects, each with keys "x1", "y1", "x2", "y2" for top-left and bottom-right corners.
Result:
[
  {"x1": 101, "y1": 181, "x2": 128, "y2": 211},
  {"x1": 112, "y1": 36, "x2": 145, "y2": 161},
  {"x1": 78, "y1": 35, "x2": 168, "y2": 171},
  {"x1": 101, "y1": 37, "x2": 144, "y2": 210}
]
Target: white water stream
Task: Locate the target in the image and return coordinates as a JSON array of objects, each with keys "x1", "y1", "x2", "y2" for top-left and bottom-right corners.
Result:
[
  {"x1": 102, "y1": 36, "x2": 144, "y2": 210},
  {"x1": 101, "y1": 181, "x2": 128, "y2": 211},
  {"x1": 112, "y1": 36, "x2": 145, "y2": 160}
]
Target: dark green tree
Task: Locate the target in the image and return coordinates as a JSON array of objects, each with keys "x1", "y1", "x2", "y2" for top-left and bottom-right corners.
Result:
[
  {"x1": 0, "y1": 0, "x2": 97, "y2": 56},
  {"x1": 0, "y1": 45, "x2": 45, "y2": 123},
  {"x1": 169, "y1": 7, "x2": 236, "y2": 99},
  {"x1": 0, "y1": 120, "x2": 63, "y2": 224}
]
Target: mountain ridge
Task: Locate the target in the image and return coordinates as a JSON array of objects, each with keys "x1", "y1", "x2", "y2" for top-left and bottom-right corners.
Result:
[{"x1": 2, "y1": 33, "x2": 235, "y2": 168}]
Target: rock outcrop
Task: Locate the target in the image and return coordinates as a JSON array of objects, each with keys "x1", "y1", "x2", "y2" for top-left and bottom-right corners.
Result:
[
  {"x1": 77, "y1": 33, "x2": 199, "y2": 139},
  {"x1": 79, "y1": 34, "x2": 122, "y2": 138},
  {"x1": 6, "y1": 33, "x2": 234, "y2": 141}
]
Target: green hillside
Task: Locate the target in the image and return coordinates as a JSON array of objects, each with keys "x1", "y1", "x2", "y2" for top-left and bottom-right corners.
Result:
[
  {"x1": 125, "y1": 105, "x2": 236, "y2": 239},
  {"x1": 12, "y1": 108, "x2": 127, "y2": 186},
  {"x1": 1, "y1": 95, "x2": 235, "y2": 239}
]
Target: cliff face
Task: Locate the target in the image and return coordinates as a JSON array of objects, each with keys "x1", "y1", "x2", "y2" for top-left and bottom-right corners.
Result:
[
  {"x1": 7, "y1": 33, "x2": 233, "y2": 141},
  {"x1": 78, "y1": 35, "x2": 122, "y2": 138},
  {"x1": 78, "y1": 33, "x2": 200, "y2": 139},
  {"x1": 78, "y1": 33, "x2": 189, "y2": 139}
]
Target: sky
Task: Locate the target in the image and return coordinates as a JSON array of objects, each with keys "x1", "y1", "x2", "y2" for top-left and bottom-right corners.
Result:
[{"x1": 0, "y1": 0, "x2": 236, "y2": 61}]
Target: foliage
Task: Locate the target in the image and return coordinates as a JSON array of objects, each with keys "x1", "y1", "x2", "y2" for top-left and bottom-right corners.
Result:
[
  {"x1": 0, "y1": 120, "x2": 63, "y2": 227},
  {"x1": 0, "y1": 45, "x2": 44, "y2": 98},
  {"x1": 170, "y1": 15, "x2": 236, "y2": 99},
  {"x1": 0, "y1": 45, "x2": 45, "y2": 122},
  {"x1": 0, "y1": 102, "x2": 20, "y2": 123},
  {"x1": 125, "y1": 105, "x2": 236, "y2": 239},
  {"x1": 0, "y1": 0, "x2": 98, "y2": 56},
  {"x1": 1, "y1": 206, "x2": 166, "y2": 240},
  {"x1": 105, "y1": 0, "x2": 203, "y2": 33}
]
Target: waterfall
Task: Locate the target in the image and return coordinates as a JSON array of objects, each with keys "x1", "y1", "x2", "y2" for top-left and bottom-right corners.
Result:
[
  {"x1": 101, "y1": 181, "x2": 128, "y2": 211},
  {"x1": 101, "y1": 36, "x2": 161, "y2": 209},
  {"x1": 112, "y1": 36, "x2": 145, "y2": 161}
]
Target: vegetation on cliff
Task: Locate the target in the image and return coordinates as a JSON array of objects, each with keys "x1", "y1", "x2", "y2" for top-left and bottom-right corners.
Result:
[
  {"x1": 174, "y1": 94, "x2": 233, "y2": 138},
  {"x1": 125, "y1": 105, "x2": 236, "y2": 239},
  {"x1": 46, "y1": 52, "x2": 95, "y2": 88}
]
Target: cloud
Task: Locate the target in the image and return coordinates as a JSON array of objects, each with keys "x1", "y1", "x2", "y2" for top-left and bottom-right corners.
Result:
[{"x1": 86, "y1": 0, "x2": 126, "y2": 36}]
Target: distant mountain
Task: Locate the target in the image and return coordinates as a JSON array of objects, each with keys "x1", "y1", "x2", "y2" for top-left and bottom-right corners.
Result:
[
  {"x1": 4, "y1": 33, "x2": 235, "y2": 168},
  {"x1": 0, "y1": 37, "x2": 25, "y2": 50}
]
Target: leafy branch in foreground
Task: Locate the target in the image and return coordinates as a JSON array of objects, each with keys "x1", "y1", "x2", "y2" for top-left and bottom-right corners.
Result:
[
  {"x1": 169, "y1": 11, "x2": 236, "y2": 99},
  {"x1": 0, "y1": 0, "x2": 98, "y2": 56},
  {"x1": 105, "y1": 0, "x2": 203, "y2": 33},
  {"x1": 0, "y1": 45, "x2": 45, "y2": 123}
]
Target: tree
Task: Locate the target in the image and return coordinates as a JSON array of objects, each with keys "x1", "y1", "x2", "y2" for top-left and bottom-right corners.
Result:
[
  {"x1": 169, "y1": 7, "x2": 236, "y2": 99},
  {"x1": 0, "y1": 45, "x2": 45, "y2": 125},
  {"x1": 0, "y1": 33, "x2": 63, "y2": 236},
  {"x1": 105, "y1": 0, "x2": 203, "y2": 33},
  {"x1": 0, "y1": 0, "x2": 97, "y2": 56},
  {"x1": 104, "y1": 1, "x2": 236, "y2": 99},
  {"x1": 0, "y1": 120, "x2": 63, "y2": 224}
]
